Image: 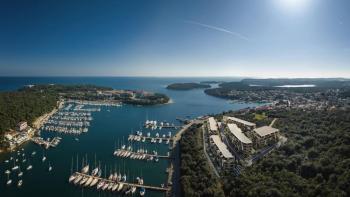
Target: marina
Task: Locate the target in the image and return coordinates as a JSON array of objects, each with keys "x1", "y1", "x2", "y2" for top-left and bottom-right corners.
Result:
[{"x1": 0, "y1": 77, "x2": 259, "y2": 197}]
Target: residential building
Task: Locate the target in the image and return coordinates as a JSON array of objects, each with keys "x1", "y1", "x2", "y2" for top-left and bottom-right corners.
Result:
[
  {"x1": 226, "y1": 123, "x2": 252, "y2": 156},
  {"x1": 209, "y1": 135, "x2": 235, "y2": 171},
  {"x1": 223, "y1": 116, "x2": 256, "y2": 131},
  {"x1": 207, "y1": 117, "x2": 218, "y2": 133},
  {"x1": 253, "y1": 126, "x2": 279, "y2": 147}
]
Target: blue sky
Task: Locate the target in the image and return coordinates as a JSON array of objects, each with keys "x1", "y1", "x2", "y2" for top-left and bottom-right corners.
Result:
[{"x1": 0, "y1": 0, "x2": 349, "y2": 77}]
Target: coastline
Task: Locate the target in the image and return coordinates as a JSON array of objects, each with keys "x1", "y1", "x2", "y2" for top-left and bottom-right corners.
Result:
[{"x1": 32, "y1": 100, "x2": 64, "y2": 130}]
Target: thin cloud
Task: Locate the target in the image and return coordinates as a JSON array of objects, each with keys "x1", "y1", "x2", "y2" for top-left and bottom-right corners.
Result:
[{"x1": 184, "y1": 20, "x2": 249, "y2": 41}]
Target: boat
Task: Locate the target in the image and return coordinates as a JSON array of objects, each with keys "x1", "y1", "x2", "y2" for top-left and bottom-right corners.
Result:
[
  {"x1": 112, "y1": 183, "x2": 119, "y2": 191},
  {"x1": 18, "y1": 171, "x2": 23, "y2": 177},
  {"x1": 48, "y1": 162, "x2": 53, "y2": 172},
  {"x1": 80, "y1": 177, "x2": 88, "y2": 185},
  {"x1": 6, "y1": 174, "x2": 12, "y2": 186},
  {"x1": 102, "y1": 182, "x2": 109, "y2": 190},
  {"x1": 69, "y1": 174, "x2": 76, "y2": 183},
  {"x1": 5, "y1": 170, "x2": 11, "y2": 174},
  {"x1": 74, "y1": 175, "x2": 83, "y2": 184},
  {"x1": 125, "y1": 186, "x2": 133, "y2": 194},
  {"x1": 12, "y1": 165, "x2": 19, "y2": 171},
  {"x1": 27, "y1": 165, "x2": 33, "y2": 170},
  {"x1": 32, "y1": 151, "x2": 36, "y2": 156},
  {"x1": 42, "y1": 156, "x2": 46, "y2": 162},
  {"x1": 91, "y1": 167, "x2": 99, "y2": 176},
  {"x1": 117, "y1": 183, "x2": 124, "y2": 191},
  {"x1": 81, "y1": 165, "x2": 89, "y2": 174},
  {"x1": 97, "y1": 181, "x2": 105, "y2": 190},
  {"x1": 4, "y1": 160, "x2": 9, "y2": 163},
  {"x1": 90, "y1": 178, "x2": 99, "y2": 187},
  {"x1": 17, "y1": 180, "x2": 23, "y2": 187},
  {"x1": 131, "y1": 186, "x2": 137, "y2": 194},
  {"x1": 84, "y1": 176, "x2": 93, "y2": 186},
  {"x1": 107, "y1": 182, "x2": 114, "y2": 190},
  {"x1": 140, "y1": 187, "x2": 146, "y2": 196}
]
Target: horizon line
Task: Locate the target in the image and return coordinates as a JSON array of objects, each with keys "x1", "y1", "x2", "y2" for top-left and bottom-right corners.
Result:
[{"x1": 0, "y1": 75, "x2": 349, "y2": 79}]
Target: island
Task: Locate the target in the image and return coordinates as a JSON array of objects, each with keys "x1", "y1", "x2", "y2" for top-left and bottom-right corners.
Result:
[
  {"x1": 0, "y1": 84, "x2": 170, "y2": 151},
  {"x1": 166, "y1": 82, "x2": 211, "y2": 90}
]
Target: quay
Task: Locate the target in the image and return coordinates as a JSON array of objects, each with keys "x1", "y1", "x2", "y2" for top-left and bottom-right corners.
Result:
[
  {"x1": 71, "y1": 172, "x2": 169, "y2": 192},
  {"x1": 166, "y1": 120, "x2": 198, "y2": 197},
  {"x1": 31, "y1": 137, "x2": 61, "y2": 149}
]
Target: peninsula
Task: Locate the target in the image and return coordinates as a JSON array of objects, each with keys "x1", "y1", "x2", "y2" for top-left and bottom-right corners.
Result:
[{"x1": 0, "y1": 84, "x2": 170, "y2": 151}]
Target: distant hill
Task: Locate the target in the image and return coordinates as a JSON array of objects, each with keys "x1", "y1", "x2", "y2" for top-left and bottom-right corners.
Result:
[
  {"x1": 241, "y1": 78, "x2": 350, "y2": 88},
  {"x1": 166, "y1": 83, "x2": 211, "y2": 90}
]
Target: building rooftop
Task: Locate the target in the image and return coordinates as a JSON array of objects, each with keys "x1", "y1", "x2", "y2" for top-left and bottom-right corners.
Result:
[
  {"x1": 227, "y1": 123, "x2": 252, "y2": 144},
  {"x1": 208, "y1": 117, "x2": 218, "y2": 131},
  {"x1": 225, "y1": 116, "x2": 256, "y2": 127},
  {"x1": 254, "y1": 126, "x2": 279, "y2": 137},
  {"x1": 210, "y1": 135, "x2": 234, "y2": 159}
]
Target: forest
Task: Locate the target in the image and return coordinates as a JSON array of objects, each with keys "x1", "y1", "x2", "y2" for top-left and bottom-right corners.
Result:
[
  {"x1": 0, "y1": 90, "x2": 58, "y2": 135},
  {"x1": 180, "y1": 124, "x2": 225, "y2": 197},
  {"x1": 222, "y1": 108, "x2": 350, "y2": 197}
]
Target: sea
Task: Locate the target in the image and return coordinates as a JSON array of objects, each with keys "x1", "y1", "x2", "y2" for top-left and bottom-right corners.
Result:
[{"x1": 0, "y1": 77, "x2": 261, "y2": 197}]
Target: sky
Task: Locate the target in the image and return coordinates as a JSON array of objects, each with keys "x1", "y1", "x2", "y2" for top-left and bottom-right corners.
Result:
[{"x1": 0, "y1": 0, "x2": 349, "y2": 78}]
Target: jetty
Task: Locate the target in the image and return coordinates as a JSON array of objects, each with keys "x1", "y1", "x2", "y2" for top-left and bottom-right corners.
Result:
[{"x1": 70, "y1": 172, "x2": 169, "y2": 192}]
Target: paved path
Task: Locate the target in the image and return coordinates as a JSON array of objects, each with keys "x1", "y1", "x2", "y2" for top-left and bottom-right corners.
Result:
[
  {"x1": 201, "y1": 126, "x2": 220, "y2": 178},
  {"x1": 269, "y1": 118, "x2": 278, "y2": 127}
]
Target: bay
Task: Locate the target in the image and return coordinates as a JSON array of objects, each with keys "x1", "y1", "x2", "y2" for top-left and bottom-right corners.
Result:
[{"x1": 0, "y1": 77, "x2": 260, "y2": 197}]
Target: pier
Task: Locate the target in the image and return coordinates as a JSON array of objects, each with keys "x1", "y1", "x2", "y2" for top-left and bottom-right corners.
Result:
[
  {"x1": 31, "y1": 137, "x2": 61, "y2": 149},
  {"x1": 71, "y1": 172, "x2": 169, "y2": 192},
  {"x1": 128, "y1": 134, "x2": 172, "y2": 144},
  {"x1": 113, "y1": 149, "x2": 170, "y2": 160}
]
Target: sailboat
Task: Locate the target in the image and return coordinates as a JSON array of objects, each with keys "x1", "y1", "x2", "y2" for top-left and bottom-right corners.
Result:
[
  {"x1": 42, "y1": 152, "x2": 46, "y2": 162},
  {"x1": 12, "y1": 159, "x2": 19, "y2": 171},
  {"x1": 140, "y1": 187, "x2": 146, "y2": 196},
  {"x1": 6, "y1": 174, "x2": 12, "y2": 186},
  {"x1": 48, "y1": 162, "x2": 53, "y2": 172},
  {"x1": 69, "y1": 157, "x2": 76, "y2": 182},
  {"x1": 18, "y1": 167, "x2": 23, "y2": 177},
  {"x1": 17, "y1": 180, "x2": 23, "y2": 187},
  {"x1": 27, "y1": 164, "x2": 33, "y2": 170}
]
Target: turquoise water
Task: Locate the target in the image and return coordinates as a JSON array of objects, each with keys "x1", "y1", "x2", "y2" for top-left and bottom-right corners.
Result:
[{"x1": 0, "y1": 77, "x2": 258, "y2": 197}]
